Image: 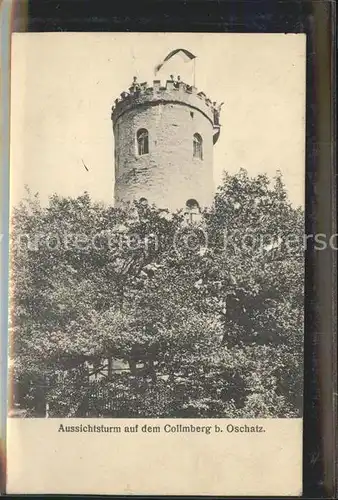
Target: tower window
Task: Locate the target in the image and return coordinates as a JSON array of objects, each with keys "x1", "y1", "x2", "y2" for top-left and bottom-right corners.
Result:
[
  {"x1": 137, "y1": 128, "x2": 149, "y2": 155},
  {"x1": 193, "y1": 133, "x2": 203, "y2": 159},
  {"x1": 185, "y1": 199, "x2": 201, "y2": 223}
]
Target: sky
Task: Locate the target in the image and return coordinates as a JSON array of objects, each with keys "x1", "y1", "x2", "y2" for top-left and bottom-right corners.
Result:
[{"x1": 10, "y1": 32, "x2": 306, "y2": 208}]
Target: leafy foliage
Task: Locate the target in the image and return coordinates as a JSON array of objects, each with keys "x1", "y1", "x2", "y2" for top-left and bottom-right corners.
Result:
[{"x1": 9, "y1": 171, "x2": 304, "y2": 418}]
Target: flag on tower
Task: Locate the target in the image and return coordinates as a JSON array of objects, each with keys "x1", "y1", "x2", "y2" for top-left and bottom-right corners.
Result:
[{"x1": 154, "y1": 49, "x2": 196, "y2": 74}]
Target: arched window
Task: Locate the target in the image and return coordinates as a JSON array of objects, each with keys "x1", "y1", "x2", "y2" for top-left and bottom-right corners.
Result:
[
  {"x1": 185, "y1": 199, "x2": 201, "y2": 223},
  {"x1": 137, "y1": 128, "x2": 149, "y2": 155},
  {"x1": 193, "y1": 133, "x2": 203, "y2": 159}
]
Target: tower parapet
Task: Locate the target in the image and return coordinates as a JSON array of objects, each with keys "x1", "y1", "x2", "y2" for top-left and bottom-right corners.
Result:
[{"x1": 111, "y1": 77, "x2": 222, "y2": 211}]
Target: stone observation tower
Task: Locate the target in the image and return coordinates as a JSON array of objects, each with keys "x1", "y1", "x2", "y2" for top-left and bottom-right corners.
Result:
[{"x1": 111, "y1": 75, "x2": 221, "y2": 212}]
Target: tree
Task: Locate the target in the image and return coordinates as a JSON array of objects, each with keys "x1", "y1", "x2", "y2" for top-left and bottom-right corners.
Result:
[{"x1": 9, "y1": 171, "x2": 304, "y2": 418}]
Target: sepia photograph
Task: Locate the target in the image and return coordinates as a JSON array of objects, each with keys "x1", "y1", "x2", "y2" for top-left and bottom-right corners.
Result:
[{"x1": 8, "y1": 32, "x2": 305, "y2": 420}]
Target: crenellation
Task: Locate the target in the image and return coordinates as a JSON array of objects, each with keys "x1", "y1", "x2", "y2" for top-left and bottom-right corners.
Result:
[{"x1": 153, "y1": 80, "x2": 161, "y2": 91}]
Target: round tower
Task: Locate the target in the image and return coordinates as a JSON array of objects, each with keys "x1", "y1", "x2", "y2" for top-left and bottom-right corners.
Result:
[{"x1": 111, "y1": 78, "x2": 221, "y2": 211}]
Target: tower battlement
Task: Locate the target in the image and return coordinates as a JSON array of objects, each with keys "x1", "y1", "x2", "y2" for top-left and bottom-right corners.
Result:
[{"x1": 111, "y1": 79, "x2": 221, "y2": 131}]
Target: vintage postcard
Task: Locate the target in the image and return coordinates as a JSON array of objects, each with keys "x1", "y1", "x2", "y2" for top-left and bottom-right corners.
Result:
[{"x1": 7, "y1": 32, "x2": 305, "y2": 495}]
